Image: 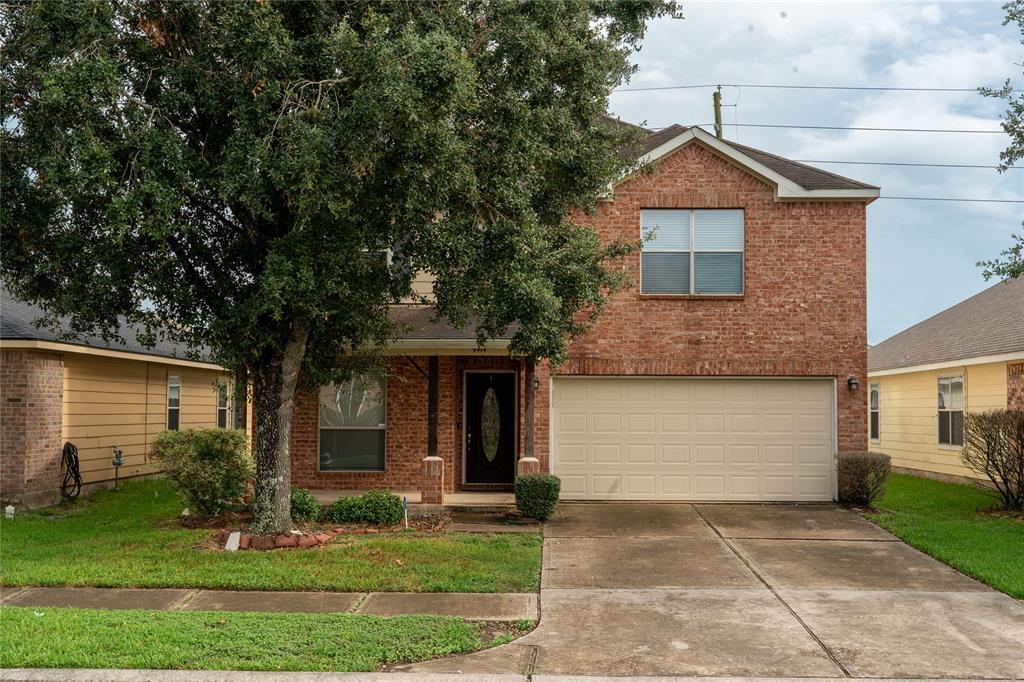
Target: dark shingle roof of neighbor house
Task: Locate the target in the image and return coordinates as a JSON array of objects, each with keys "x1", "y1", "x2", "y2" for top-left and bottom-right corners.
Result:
[
  {"x1": 603, "y1": 117, "x2": 878, "y2": 191},
  {"x1": 1, "y1": 286, "x2": 212, "y2": 363},
  {"x1": 3, "y1": 287, "x2": 507, "y2": 354},
  {"x1": 868, "y1": 276, "x2": 1024, "y2": 372},
  {"x1": 389, "y1": 305, "x2": 515, "y2": 341}
]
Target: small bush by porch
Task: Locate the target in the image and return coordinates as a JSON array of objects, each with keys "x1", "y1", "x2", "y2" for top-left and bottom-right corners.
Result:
[{"x1": 0, "y1": 479, "x2": 541, "y2": 593}]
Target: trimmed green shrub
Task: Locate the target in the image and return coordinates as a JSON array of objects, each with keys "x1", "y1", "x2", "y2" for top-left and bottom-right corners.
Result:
[
  {"x1": 151, "y1": 428, "x2": 252, "y2": 516},
  {"x1": 515, "y1": 473, "x2": 561, "y2": 521},
  {"x1": 837, "y1": 451, "x2": 891, "y2": 507},
  {"x1": 290, "y1": 487, "x2": 322, "y2": 522},
  {"x1": 324, "y1": 489, "x2": 402, "y2": 525}
]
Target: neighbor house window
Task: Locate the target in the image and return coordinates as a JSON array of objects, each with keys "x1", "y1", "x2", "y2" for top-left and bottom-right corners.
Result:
[
  {"x1": 938, "y1": 376, "x2": 964, "y2": 446},
  {"x1": 167, "y1": 375, "x2": 181, "y2": 431},
  {"x1": 217, "y1": 382, "x2": 231, "y2": 429},
  {"x1": 869, "y1": 383, "x2": 880, "y2": 442},
  {"x1": 319, "y1": 373, "x2": 386, "y2": 471},
  {"x1": 640, "y1": 209, "x2": 744, "y2": 295}
]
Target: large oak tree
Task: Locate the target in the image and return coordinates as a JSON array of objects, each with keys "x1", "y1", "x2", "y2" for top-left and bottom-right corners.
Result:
[{"x1": 1, "y1": 0, "x2": 674, "y2": 532}]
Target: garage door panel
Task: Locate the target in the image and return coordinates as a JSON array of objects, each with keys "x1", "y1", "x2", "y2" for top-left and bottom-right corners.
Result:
[
  {"x1": 694, "y1": 413, "x2": 726, "y2": 433},
  {"x1": 553, "y1": 378, "x2": 835, "y2": 501},
  {"x1": 661, "y1": 413, "x2": 691, "y2": 432},
  {"x1": 626, "y1": 413, "x2": 656, "y2": 433},
  {"x1": 730, "y1": 444, "x2": 759, "y2": 464}
]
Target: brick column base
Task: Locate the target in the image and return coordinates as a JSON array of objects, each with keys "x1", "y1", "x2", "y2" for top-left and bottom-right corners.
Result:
[
  {"x1": 420, "y1": 456, "x2": 444, "y2": 505},
  {"x1": 517, "y1": 457, "x2": 541, "y2": 476}
]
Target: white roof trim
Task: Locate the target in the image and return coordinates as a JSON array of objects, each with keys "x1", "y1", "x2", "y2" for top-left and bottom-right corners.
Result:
[
  {"x1": 633, "y1": 127, "x2": 880, "y2": 202},
  {"x1": 868, "y1": 349, "x2": 1024, "y2": 377},
  {"x1": 0, "y1": 338, "x2": 225, "y2": 370}
]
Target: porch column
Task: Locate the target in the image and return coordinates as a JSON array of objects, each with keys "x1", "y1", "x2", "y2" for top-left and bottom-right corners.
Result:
[
  {"x1": 518, "y1": 357, "x2": 541, "y2": 476},
  {"x1": 421, "y1": 356, "x2": 444, "y2": 504}
]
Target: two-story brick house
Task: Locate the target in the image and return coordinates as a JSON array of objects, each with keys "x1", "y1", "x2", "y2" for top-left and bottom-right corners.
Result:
[{"x1": 290, "y1": 124, "x2": 878, "y2": 503}]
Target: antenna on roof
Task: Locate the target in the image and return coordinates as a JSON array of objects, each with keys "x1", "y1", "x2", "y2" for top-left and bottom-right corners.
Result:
[{"x1": 713, "y1": 86, "x2": 724, "y2": 139}]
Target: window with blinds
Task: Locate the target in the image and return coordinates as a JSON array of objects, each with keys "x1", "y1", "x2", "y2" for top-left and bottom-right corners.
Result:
[{"x1": 640, "y1": 209, "x2": 744, "y2": 295}]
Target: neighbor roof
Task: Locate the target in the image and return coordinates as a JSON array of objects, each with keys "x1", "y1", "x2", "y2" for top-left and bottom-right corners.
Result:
[
  {"x1": 604, "y1": 117, "x2": 878, "y2": 194},
  {"x1": 868, "y1": 276, "x2": 1024, "y2": 372},
  {"x1": 1, "y1": 286, "x2": 207, "y2": 362}
]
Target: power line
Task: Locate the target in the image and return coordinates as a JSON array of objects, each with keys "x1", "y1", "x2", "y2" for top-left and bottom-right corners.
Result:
[
  {"x1": 659, "y1": 123, "x2": 1004, "y2": 134},
  {"x1": 795, "y1": 159, "x2": 1019, "y2": 170},
  {"x1": 878, "y1": 196, "x2": 1024, "y2": 204},
  {"x1": 615, "y1": 83, "x2": 986, "y2": 93}
]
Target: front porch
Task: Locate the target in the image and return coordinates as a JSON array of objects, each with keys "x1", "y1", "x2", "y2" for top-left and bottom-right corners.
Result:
[{"x1": 290, "y1": 326, "x2": 551, "y2": 505}]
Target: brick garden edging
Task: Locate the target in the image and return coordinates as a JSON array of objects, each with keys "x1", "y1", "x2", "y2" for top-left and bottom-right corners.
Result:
[{"x1": 214, "y1": 528, "x2": 355, "y2": 551}]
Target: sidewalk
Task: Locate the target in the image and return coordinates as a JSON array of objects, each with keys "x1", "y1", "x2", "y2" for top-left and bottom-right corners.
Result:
[
  {"x1": 0, "y1": 670, "x2": 1008, "y2": 682},
  {"x1": 0, "y1": 586, "x2": 537, "y2": 621}
]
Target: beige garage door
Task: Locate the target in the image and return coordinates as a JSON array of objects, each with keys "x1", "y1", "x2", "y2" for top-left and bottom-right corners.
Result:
[{"x1": 552, "y1": 378, "x2": 835, "y2": 501}]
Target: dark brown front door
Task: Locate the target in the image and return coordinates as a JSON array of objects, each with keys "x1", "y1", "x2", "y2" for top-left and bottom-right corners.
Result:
[{"x1": 464, "y1": 372, "x2": 516, "y2": 485}]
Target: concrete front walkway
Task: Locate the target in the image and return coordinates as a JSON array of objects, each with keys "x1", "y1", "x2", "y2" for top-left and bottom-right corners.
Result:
[
  {"x1": 402, "y1": 502, "x2": 1024, "y2": 678},
  {"x1": 0, "y1": 587, "x2": 537, "y2": 621}
]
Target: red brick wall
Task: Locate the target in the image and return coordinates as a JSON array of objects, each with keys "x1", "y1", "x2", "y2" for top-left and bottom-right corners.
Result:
[
  {"x1": 291, "y1": 356, "x2": 459, "y2": 492},
  {"x1": 288, "y1": 140, "x2": 869, "y2": 491},
  {"x1": 560, "y1": 141, "x2": 868, "y2": 452},
  {"x1": 1008, "y1": 362, "x2": 1024, "y2": 411},
  {"x1": 1, "y1": 350, "x2": 64, "y2": 506}
]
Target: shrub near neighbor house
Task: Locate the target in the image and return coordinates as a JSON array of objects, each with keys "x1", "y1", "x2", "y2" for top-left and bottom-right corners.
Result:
[
  {"x1": 325, "y1": 490, "x2": 403, "y2": 525},
  {"x1": 837, "y1": 451, "x2": 891, "y2": 507},
  {"x1": 515, "y1": 474, "x2": 561, "y2": 521},
  {"x1": 151, "y1": 429, "x2": 252, "y2": 516},
  {"x1": 961, "y1": 409, "x2": 1024, "y2": 510}
]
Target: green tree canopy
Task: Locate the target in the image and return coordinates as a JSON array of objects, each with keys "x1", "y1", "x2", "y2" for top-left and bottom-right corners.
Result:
[{"x1": 1, "y1": 0, "x2": 674, "y2": 531}]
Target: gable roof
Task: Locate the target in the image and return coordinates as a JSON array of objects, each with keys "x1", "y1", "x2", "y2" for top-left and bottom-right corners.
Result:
[
  {"x1": 604, "y1": 119, "x2": 879, "y2": 200},
  {"x1": 868, "y1": 276, "x2": 1024, "y2": 373}
]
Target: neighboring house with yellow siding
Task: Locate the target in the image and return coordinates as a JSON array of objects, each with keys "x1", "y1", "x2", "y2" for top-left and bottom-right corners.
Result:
[
  {"x1": 867, "y1": 276, "x2": 1024, "y2": 482},
  {"x1": 1, "y1": 287, "x2": 232, "y2": 508}
]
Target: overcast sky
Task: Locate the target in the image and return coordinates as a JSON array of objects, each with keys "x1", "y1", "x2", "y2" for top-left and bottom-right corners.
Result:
[{"x1": 608, "y1": 1, "x2": 1022, "y2": 344}]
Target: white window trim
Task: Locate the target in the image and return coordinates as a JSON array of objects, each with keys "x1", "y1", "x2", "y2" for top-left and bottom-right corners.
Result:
[
  {"x1": 167, "y1": 375, "x2": 181, "y2": 431},
  {"x1": 640, "y1": 209, "x2": 745, "y2": 295},
  {"x1": 869, "y1": 382, "x2": 880, "y2": 443},
  {"x1": 937, "y1": 374, "x2": 964, "y2": 447},
  {"x1": 217, "y1": 381, "x2": 232, "y2": 429},
  {"x1": 317, "y1": 374, "x2": 387, "y2": 473}
]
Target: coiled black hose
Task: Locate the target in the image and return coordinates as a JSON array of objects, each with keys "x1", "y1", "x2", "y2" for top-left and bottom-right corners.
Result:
[{"x1": 60, "y1": 441, "x2": 82, "y2": 500}]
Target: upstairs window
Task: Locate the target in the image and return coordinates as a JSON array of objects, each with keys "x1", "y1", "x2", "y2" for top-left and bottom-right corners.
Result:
[
  {"x1": 938, "y1": 376, "x2": 964, "y2": 446},
  {"x1": 167, "y1": 375, "x2": 181, "y2": 431},
  {"x1": 640, "y1": 209, "x2": 744, "y2": 295},
  {"x1": 869, "y1": 383, "x2": 880, "y2": 442},
  {"x1": 319, "y1": 373, "x2": 387, "y2": 472}
]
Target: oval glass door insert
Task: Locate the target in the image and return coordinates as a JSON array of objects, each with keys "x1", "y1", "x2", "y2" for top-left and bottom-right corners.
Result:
[{"x1": 481, "y1": 387, "x2": 501, "y2": 462}]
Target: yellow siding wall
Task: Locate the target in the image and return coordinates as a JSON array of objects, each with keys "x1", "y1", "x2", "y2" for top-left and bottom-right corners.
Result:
[
  {"x1": 869, "y1": 361, "x2": 1008, "y2": 479},
  {"x1": 62, "y1": 353, "x2": 229, "y2": 485},
  {"x1": 402, "y1": 270, "x2": 436, "y2": 303}
]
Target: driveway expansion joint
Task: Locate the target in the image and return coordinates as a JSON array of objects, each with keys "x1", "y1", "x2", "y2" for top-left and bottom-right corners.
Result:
[{"x1": 691, "y1": 503, "x2": 852, "y2": 678}]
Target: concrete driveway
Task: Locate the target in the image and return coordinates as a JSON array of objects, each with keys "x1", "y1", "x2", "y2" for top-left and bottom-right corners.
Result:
[{"x1": 404, "y1": 502, "x2": 1024, "y2": 678}]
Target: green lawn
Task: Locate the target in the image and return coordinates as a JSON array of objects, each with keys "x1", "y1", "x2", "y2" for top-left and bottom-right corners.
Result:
[
  {"x1": 0, "y1": 607, "x2": 525, "y2": 672},
  {"x1": 868, "y1": 473, "x2": 1024, "y2": 598},
  {"x1": 0, "y1": 480, "x2": 540, "y2": 593}
]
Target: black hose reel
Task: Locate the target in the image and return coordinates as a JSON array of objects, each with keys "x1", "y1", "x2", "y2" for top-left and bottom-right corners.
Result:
[{"x1": 60, "y1": 441, "x2": 83, "y2": 500}]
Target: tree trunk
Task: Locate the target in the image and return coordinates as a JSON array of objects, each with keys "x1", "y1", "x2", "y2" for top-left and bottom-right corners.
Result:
[
  {"x1": 249, "y1": 325, "x2": 309, "y2": 534},
  {"x1": 233, "y1": 364, "x2": 249, "y2": 430}
]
